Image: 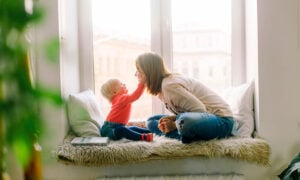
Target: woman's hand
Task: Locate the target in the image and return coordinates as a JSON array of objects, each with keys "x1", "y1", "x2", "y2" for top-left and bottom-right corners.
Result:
[{"x1": 158, "y1": 116, "x2": 177, "y2": 133}]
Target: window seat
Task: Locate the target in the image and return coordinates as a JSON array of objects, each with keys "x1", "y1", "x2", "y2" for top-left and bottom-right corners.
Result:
[
  {"x1": 54, "y1": 132, "x2": 270, "y2": 167},
  {"x1": 54, "y1": 84, "x2": 271, "y2": 179}
]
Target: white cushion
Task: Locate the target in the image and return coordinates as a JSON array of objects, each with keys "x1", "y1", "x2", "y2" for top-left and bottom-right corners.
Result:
[
  {"x1": 67, "y1": 90, "x2": 105, "y2": 137},
  {"x1": 220, "y1": 81, "x2": 255, "y2": 138}
]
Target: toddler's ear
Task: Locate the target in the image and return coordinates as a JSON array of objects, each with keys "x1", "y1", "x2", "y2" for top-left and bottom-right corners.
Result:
[{"x1": 112, "y1": 91, "x2": 119, "y2": 96}]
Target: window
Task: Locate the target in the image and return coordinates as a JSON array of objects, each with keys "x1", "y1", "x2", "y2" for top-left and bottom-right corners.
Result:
[
  {"x1": 91, "y1": 0, "x2": 152, "y2": 121},
  {"x1": 165, "y1": 0, "x2": 232, "y2": 92},
  {"x1": 77, "y1": 0, "x2": 245, "y2": 120}
]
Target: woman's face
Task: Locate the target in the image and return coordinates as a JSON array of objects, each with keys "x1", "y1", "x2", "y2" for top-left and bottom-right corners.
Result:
[{"x1": 135, "y1": 63, "x2": 146, "y2": 84}]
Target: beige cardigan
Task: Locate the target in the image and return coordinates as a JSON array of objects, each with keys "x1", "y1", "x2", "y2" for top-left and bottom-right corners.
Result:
[{"x1": 159, "y1": 74, "x2": 233, "y2": 117}]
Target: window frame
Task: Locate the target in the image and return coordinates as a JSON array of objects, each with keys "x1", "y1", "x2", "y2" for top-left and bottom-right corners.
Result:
[
  {"x1": 76, "y1": 0, "x2": 94, "y2": 91},
  {"x1": 76, "y1": 0, "x2": 246, "y2": 114}
]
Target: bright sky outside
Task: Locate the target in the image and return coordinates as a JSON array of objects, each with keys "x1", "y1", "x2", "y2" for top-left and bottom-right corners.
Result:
[{"x1": 92, "y1": 0, "x2": 231, "y2": 37}]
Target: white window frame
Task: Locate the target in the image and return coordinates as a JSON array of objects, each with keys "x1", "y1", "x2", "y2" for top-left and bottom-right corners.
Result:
[
  {"x1": 77, "y1": 0, "x2": 94, "y2": 91},
  {"x1": 232, "y1": 0, "x2": 246, "y2": 85},
  {"x1": 74, "y1": 0, "x2": 246, "y2": 115}
]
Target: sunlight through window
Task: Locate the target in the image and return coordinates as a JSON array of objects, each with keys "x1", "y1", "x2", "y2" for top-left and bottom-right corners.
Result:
[{"x1": 92, "y1": 0, "x2": 232, "y2": 120}]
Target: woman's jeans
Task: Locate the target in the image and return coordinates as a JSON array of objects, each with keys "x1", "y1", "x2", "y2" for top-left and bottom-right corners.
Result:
[
  {"x1": 101, "y1": 121, "x2": 151, "y2": 141},
  {"x1": 146, "y1": 112, "x2": 234, "y2": 143}
]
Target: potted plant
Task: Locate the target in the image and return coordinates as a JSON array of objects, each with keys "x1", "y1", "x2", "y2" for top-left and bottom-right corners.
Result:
[{"x1": 0, "y1": 0, "x2": 64, "y2": 179}]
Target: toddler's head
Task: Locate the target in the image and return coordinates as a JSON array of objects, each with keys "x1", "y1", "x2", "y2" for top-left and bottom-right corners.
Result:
[{"x1": 101, "y1": 78, "x2": 127, "y2": 101}]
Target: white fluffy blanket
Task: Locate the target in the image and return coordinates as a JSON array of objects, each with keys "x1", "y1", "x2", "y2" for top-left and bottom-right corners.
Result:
[{"x1": 54, "y1": 135, "x2": 270, "y2": 167}]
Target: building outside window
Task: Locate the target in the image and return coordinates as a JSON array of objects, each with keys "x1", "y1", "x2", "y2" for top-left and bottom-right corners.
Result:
[{"x1": 90, "y1": 0, "x2": 242, "y2": 121}]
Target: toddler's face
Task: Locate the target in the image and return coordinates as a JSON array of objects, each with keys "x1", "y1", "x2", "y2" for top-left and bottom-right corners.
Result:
[{"x1": 114, "y1": 80, "x2": 128, "y2": 94}]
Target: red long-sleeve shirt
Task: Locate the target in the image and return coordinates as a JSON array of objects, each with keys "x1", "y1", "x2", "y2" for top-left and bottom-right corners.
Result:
[{"x1": 106, "y1": 83, "x2": 145, "y2": 124}]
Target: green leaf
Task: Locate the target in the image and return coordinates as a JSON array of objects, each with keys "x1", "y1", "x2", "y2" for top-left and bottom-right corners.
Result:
[
  {"x1": 12, "y1": 137, "x2": 32, "y2": 168},
  {"x1": 0, "y1": 0, "x2": 63, "y2": 173},
  {"x1": 43, "y1": 37, "x2": 60, "y2": 63}
]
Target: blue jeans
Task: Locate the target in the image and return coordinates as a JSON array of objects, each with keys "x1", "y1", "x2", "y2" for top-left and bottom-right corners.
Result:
[
  {"x1": 101, "y1": 121, "x2": 151, "y2": 141},
  {"x1": 146, "y1": 112, "x2": 234, "y2": 143},
  {"x1": 146, "y1": 114, "x2": 181, "y2": 139}
]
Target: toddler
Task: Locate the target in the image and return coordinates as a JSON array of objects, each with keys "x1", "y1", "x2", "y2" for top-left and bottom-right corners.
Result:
[{"x1": 100, "y1": 78, "x2": 153, "y2": 142}]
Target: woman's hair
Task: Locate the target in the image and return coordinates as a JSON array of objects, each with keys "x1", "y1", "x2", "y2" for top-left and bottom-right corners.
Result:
[
  {"x1": 135, "y1": 52, "x2": 171, "y2": 95},
  {"x1": 101, "y1": 78, "x2": 119, "y2": 101}
]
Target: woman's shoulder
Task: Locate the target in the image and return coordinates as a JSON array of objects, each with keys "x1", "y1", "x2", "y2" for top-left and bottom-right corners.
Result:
[
  {"x1": 162, "y1": 74, "x2": 180, "y2": 87},
  {"x1": 163, "y1": 74, "x2": 201, "y2": 86},
  {"x1": 163, "y1": 74, "x2": 184, "y2": 83}
]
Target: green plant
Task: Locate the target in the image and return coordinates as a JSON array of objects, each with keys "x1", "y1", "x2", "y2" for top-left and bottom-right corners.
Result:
[{"x1": 0, "y1": 0, "x2": 64, "y2": 178}]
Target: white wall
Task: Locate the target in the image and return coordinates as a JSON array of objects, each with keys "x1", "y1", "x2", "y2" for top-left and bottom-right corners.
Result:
[
  {"x1": 31, "y1": 2, "x2": 70, "y2": 180},
  {"x1": 256, "y1": 0, "x2": 300, "y2": 177},
  {"x1": 8, "y1": 0, "x2": 300, "y2": 179}
]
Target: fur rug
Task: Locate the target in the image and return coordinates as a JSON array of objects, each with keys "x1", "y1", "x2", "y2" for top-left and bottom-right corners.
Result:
[{"x1": 54, "y1": 135, "x2": 270, "y2": 167}]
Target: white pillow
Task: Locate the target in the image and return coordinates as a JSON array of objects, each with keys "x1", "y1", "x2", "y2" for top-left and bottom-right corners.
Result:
[
  {"x1": 67, "y1": 90, "x2": 105, "y2": 137},
  {"x1": 220, "y1": 81, "x2": 255, "y2": 138}
]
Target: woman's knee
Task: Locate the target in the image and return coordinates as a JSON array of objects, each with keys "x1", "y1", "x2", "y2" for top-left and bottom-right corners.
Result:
[
  {"x1": 146, "y1": 114, "x2": 166, "y2": 128},
  {"x1": 146, "y1": 119, "x2": 158, "y2": 132},
  {"x1": 146, "y1": 114, "x2": 168, "y2": 135},
  {"x1": 147, "y1": 114, "x2": 167, "y2": 122}
]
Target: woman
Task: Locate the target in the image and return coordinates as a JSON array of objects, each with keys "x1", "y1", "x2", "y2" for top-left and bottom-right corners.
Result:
[{"x1": 135, "y1": 52, "x2": 237, "y2": 143}]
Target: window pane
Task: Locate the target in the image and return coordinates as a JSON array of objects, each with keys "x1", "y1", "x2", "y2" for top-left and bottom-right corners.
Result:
[
  {"x1": 92, "y1": 0, "x2": 152, "y2": 121},
  {"x1": 171, "y1": 0, "x2": 232, "y2": 92}
]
